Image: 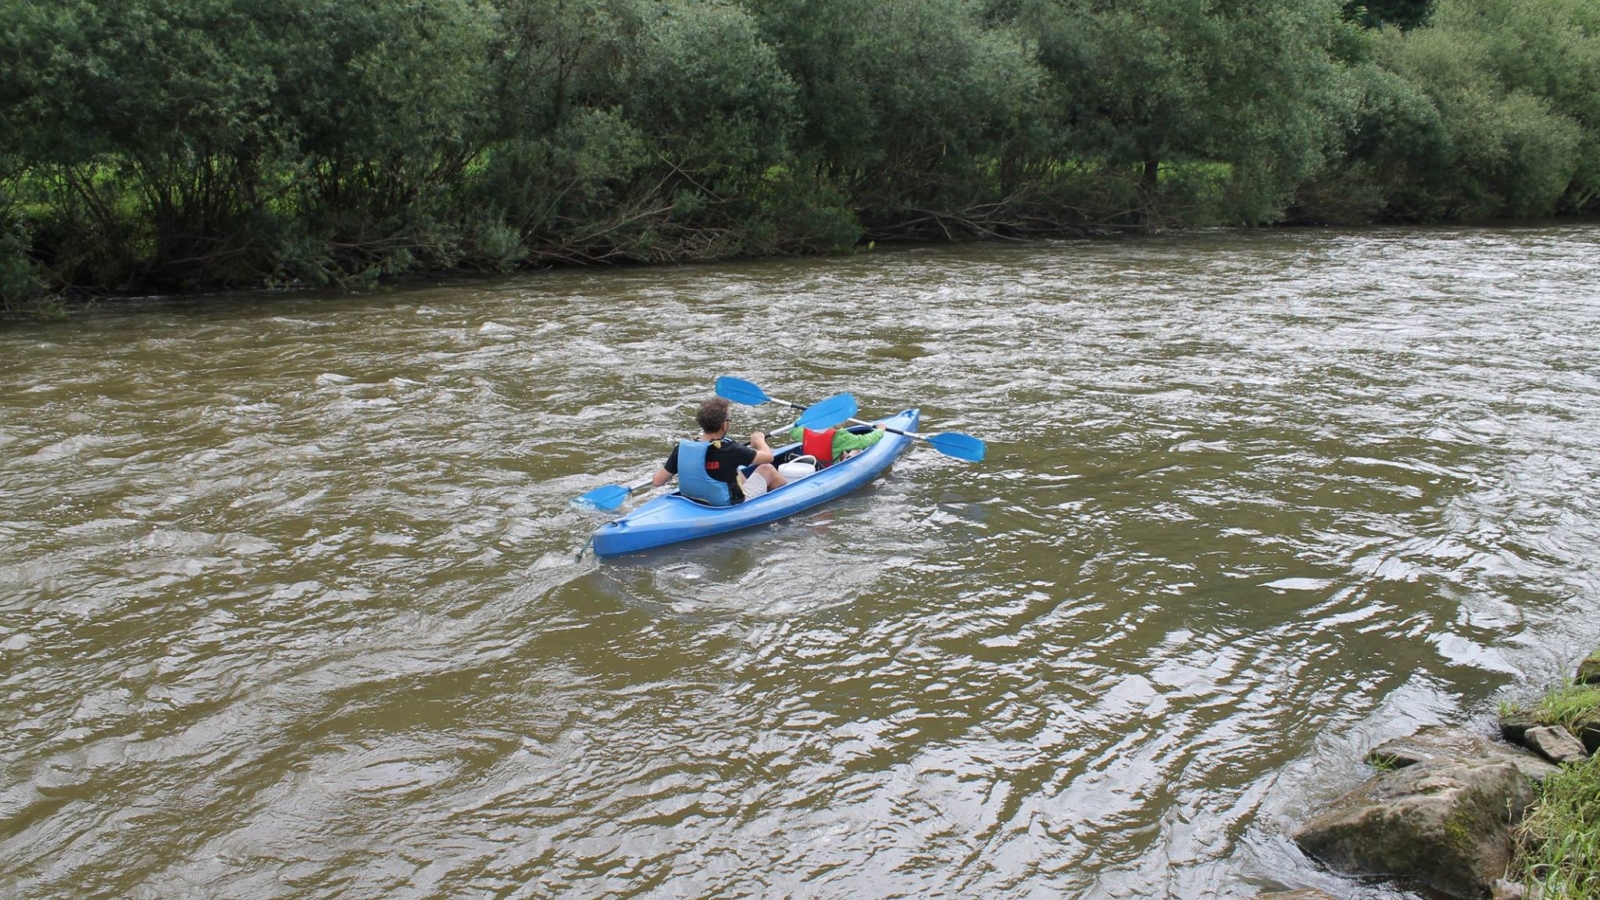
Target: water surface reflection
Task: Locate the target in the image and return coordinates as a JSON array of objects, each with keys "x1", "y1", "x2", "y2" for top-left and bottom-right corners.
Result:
[{"x1": 3, "y1": 226, "x2": 1599, "y2": 899}]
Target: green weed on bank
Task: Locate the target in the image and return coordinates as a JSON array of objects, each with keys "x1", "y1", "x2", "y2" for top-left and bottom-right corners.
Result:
[
  {"x1": 1516, "y1": 751, "x2": 1600, "y2": 900},
  {"x1": 1536, "y1": 685, "x2": 1600, "y2": 731},
  {"x1": 1512, "y1": 681, "x2": 1600, "y2": 899}
]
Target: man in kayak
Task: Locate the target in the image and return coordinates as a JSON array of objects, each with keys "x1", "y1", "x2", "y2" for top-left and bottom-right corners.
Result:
[
  {"x1": 789, "y1": 418, "x2": 886, "y2": 468},
  {"x1": 652, "y1": 398, "x2": 787, "y2": 505}
]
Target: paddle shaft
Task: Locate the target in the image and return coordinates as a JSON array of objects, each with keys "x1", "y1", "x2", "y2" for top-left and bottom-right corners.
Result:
[
  {"x1": 714, "y1": 377, "x2": 856, "y2": 428},
  {"x1": 723, "y1": 379, "x2": 920, "y2": 438},
  {"x1": 716, "y1": 375, "x2": 982, "y2": 462},
  {"x1": 846, "y1": 417, "x2": 921, "y2": 439},
  {"x1": 846, "y1": 415, "x2": 985, "y2": 461},
  {"x1": 759, "y1": 395, "x2": 856, "y2": 433}
]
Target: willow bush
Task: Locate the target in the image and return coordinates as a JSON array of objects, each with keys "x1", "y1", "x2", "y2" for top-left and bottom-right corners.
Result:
[
  {"x1": 3, "y1": 0, "x2": 1600, "y2": 312},
  {"x1": 754, "y1": 0, "x2": 1054, "y2": 240},
  {"x1": 1304, "y1": 0, "x2": 1600, "y2": 221}
]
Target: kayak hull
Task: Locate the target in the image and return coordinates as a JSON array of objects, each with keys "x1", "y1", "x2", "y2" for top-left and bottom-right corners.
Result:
[{"x1": 590, "y1": 409, "x2": 919, "y2": 558}]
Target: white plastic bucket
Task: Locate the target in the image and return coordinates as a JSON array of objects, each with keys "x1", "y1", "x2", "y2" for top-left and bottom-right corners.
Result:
[{"x1": 778, "y1": 455, "x2": 818, "y2": 481}]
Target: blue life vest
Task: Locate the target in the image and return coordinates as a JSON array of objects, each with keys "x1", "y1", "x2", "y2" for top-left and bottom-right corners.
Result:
[{"x1": 676, "y1": 439, "x2": 733, "y2": 506}]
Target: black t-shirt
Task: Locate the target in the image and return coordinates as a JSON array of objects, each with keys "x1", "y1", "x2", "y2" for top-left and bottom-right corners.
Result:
[{"x1": 665, "y1": 439, "x2": 758, "y2": 502}]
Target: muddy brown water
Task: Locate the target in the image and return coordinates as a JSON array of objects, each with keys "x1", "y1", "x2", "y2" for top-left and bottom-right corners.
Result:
[{"x1": 4, "y1": 225, "x2": 1599, "y2": 899}]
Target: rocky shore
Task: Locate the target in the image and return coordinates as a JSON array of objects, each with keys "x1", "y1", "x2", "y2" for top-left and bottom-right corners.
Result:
[{"x1": 1280, "y1": 651, "x2": 1600, "y2": 900}]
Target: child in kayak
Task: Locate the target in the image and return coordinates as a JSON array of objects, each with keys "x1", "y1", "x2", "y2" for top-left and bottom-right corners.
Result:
[{"x1": 789, "y1": 418, "x2": 887, "y2": 468}]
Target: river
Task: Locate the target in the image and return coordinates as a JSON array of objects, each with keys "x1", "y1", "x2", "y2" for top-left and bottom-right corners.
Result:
[{"x1": 3, "y1": 224, "x2": 1599, "y2": 899}]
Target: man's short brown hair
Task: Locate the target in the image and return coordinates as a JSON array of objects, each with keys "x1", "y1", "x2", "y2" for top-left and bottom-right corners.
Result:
[{"x1": 696, "y1": 397, "x2": 730, "y2": 433}]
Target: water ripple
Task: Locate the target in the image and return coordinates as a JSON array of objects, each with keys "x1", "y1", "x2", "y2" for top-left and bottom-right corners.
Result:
[{"x1": 4, "y1": 226, "x2": 1600, "y2": 898}]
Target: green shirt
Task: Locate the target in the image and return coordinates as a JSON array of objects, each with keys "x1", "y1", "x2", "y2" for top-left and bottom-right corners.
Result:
[{"x1": 789, "y1": 425, "x2": 886, "y2": 461}]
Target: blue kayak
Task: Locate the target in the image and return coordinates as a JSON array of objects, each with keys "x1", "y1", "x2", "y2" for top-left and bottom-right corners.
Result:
[{"x1": 590, "y1": 409, "x2": 919, "y2": 558}]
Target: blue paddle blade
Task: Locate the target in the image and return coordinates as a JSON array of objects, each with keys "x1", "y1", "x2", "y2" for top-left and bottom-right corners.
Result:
[
  {"x1": 714, "y1": 376, "x2": 770, "y2": 406},
  {"x1": 926, "y1": 431, "x2": 986, "y2": 462},
  {"x1": 794, "y1": 392, "x2": 857, "y2": 430},
  {"x1": 572, "y1": 484, "x2": 631, "y2": 511}
]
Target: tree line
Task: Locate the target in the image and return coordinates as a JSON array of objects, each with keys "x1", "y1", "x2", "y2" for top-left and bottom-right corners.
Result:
[{"x1": 2, "y1": 0, "x2": 1597, "y2": 313}]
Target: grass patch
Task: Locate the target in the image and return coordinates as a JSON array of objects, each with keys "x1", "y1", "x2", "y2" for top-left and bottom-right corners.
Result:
[
  {"x1": 1507, "y1": 668, "x2": 1600, "y2": 898},
  {"x1": 1367, "y1": 752, "x2": 1400, "y2": 772},
  {"x1": 1514, "y1": 751, "x2": 1600, "y2": 899},
  {"x1": 1536, "y1": 684, "x2": 1600, "y2": 730}
]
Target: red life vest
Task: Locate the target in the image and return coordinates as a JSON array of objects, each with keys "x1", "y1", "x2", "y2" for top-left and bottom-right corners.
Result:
[{"x1": 802, "y1": 428, "x2": 837, "y2": 466}]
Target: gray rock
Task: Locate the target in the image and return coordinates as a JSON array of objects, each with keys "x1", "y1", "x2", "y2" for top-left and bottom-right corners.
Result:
[
  {"x1": 1368, "y1": 725, "x2": 1560, "y2": 783},
  {"x1": 1492, "y1": 878, "x2": 1541, "y2": 900},
  {"x1": 1259, "y1": 891, "x2": 1341, "y2": 900},
  {"x1": 1294, "y1": 757, "x2": 1537, "y2": 900},
  {"x1": 1500, "y1": 704, "x2": 1600, "y2": 755},
  {"x1": 1492, "y1": 880, "x2": 1525, "y2": 900},
  {"x1": 1523, "y1": 725, "x2": 1589, "y2": 765},
  {"x1": 1499, "y1": 707, "x2": 1541, "y2": 745},
  {"x1": 1576, "y1": 654, "x2": 1600, "y2": 686},
  {"x1": 1574, "y1": 716, "x2": 1600, "y2": 754}
]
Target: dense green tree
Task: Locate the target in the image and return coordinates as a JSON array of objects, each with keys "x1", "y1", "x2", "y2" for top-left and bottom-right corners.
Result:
[
  {"x1": 3, "y1": 0, "x2": 1600, "y2": 313},
  {"x1": 1290, "y1": 56, "x2": 1443, "y2": 221},
  {"x1": 1329, "y1": 0, "x2": 1594, "y2": 219},
  {"x1": 1342, "y1": 0, "x2": 1431, "y2": 30},
  {"x1": 478, "y1": 0, "x2": 822, "y2": 262},
  {"x1": 1, "y1": 0, "x2": 291, "y2": 288},
  {"x1": 1018, "y1": 0, "x2": 1348, "y2": 226},
  {"x1": 0, "y1": 0, "x2": 502, "y2": 290},
  {"x1": 1306, "y1": 0, "x2": 1600, "y2": 220},
  {"x1": 753, "y1": 0, "x2": 1050, "y2": 238},
  {"x1": 262, "y1": 0, "x2": 501, "y2": 281},
  {"x1": 1428, "y1": 0, "x2": 1600, "y2": 211},
  {"x1": 472, "y1": 0, "x2": 638, "y2": 263},
  {"x1": 618, "y1": 0, "x2": 801, "y2": 247}
]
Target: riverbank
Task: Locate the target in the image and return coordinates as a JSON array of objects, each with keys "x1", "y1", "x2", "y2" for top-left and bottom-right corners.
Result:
[
  {"x1": 1292, "y1": 648, "x2": 1600, "y2": 900},
  {"x1": 6, "y1": 0, "x2": 1600, "y2": 318},
  {"x1": 1508, "y1": 653, "x2": 1600, "y2": 898}
]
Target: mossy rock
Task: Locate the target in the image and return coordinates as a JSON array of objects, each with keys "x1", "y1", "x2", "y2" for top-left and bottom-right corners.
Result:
[
  {"x1": 1294, "y1": 758, "x2": 1535, "y2": 900},
  {"x1": 1577, "y1": 651, "x2": 1600, "y2": 686},
  {"x1": 1370, "y1": 726, "x2": 1558, "y2": 782}
]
